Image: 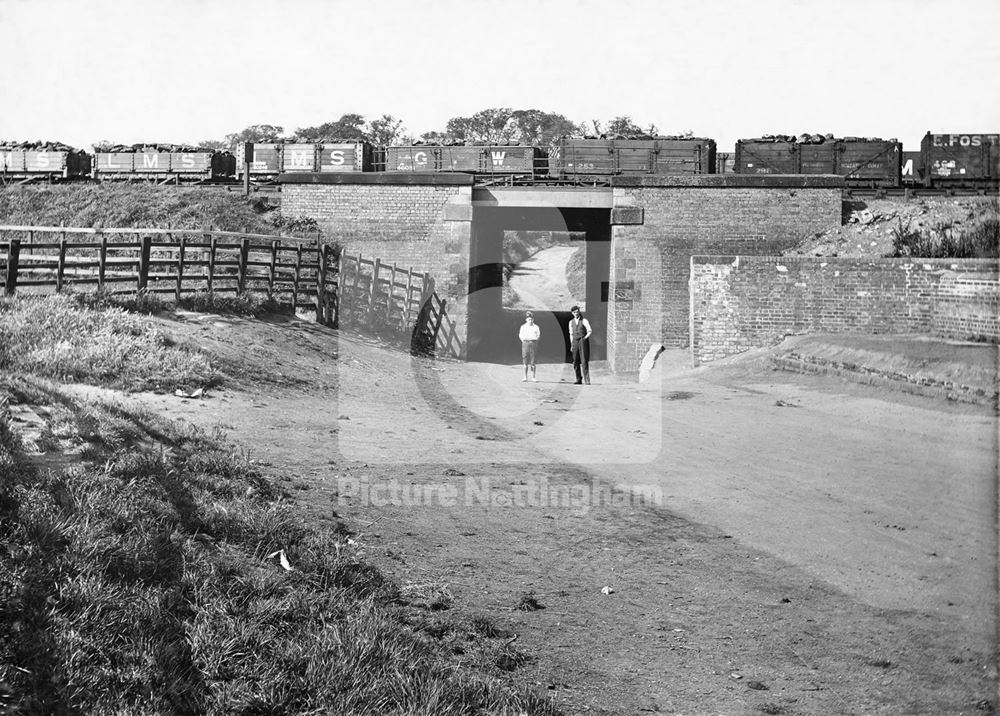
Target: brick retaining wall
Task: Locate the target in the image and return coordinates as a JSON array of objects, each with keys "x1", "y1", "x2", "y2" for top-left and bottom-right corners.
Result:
[
  {"x1": 282, "y1": 179, "x2": 473, "y2": 357},
  {"x1": 608, "y1": 179, "x2": 843, "y2": 372},
  {"x1": 690, "y1": 256, "x2": 1000, "y2": 365}
]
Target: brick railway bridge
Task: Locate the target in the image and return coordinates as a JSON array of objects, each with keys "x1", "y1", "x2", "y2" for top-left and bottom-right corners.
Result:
[{"x1": 280, "y1": 173, "x2": 845, "y2": 373}]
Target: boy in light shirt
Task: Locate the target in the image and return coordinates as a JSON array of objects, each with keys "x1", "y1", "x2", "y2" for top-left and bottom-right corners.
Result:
[{"x1": 518, "y1": 311, "x2": 540, "y2": 382}]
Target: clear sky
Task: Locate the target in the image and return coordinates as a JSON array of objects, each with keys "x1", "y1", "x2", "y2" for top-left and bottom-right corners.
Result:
[{"x1": 2, "y1": 0, "x2": 998, "y2": 153}]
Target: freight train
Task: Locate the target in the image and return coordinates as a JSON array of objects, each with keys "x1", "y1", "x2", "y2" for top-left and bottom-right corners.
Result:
[{"x1": 1, "y1": 132, "x2": 996, "y2": 191}]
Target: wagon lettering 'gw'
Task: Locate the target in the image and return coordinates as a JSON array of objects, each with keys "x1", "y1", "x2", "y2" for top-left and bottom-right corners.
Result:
[{"x1": 490, "y1": 151, "x2": 506, "y2": 166}]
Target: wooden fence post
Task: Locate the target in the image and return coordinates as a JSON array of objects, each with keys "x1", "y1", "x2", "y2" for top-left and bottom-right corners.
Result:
[
  {"x1": 269, "y1": 239, "x2": 278, "y2": 296},
  {"x1": 176, "y1": 234, "x2": 186, "y2": 301},
  {"x1": 404, "y1": 268, "x2": 414, "y2": 329},
  {"x1": 291, "y1": 244, "x2": 303, "y2": 313},
  {"x1": 207, "y1": 235, "x2": 216, "y2": 292},
  {"x1": 138, "y1": 234, "x2": 152, "y2": 291},
  {"x1": 387, "y1": 263, "x2": 397, "y2": 326},
  {"x1": 350, "y1": 253, "x2": 362, "y2": 325},
  {"x1": 367, "y1": 257, "x2": 381, "y2": 324},
  {"x1": 56, "y1": 233, "x2": 67, "y2": 292},
  {"x1": 237, "y1": 237, "x2": 250, "y2": 294},
  {"x1": 98, "y1": 232, "x2": 107, "y2": 290},
  {"x1": 4, "y1": 239, "x2": 20, "y2": 296},
  {"x1": 316, "y1": 243, "x2": 328, "y2": 324}
]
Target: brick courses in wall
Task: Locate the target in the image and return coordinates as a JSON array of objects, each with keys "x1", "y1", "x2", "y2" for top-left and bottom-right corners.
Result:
[
  {"x1": 689, "y1": 256, "x2": 1000, "y2": 365},
  {"x1": 608, "y1": 183, "x2": 842, "y2": 372},
  {"x1": 281, "y1": 183, "x2": 473, "y2": 357}
]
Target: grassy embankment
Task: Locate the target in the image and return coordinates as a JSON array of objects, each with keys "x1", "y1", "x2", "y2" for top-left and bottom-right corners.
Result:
[
  {"x1": 890, "y1": 198, "x2": 999, "y2": 258},
  {"x1": 0, "y1": 186, "x2": 559, "y2": 714},
  {"x1": 0, "y1": 183, "x2": 312, "y2": 235}
]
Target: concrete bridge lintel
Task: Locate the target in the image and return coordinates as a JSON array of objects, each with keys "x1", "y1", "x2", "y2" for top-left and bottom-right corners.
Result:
[{"x1": 472, "y1": 187, "x2": 613, "y2": 209}]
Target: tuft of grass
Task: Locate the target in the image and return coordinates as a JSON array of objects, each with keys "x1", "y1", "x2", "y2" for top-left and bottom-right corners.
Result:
[
  {"x1": 516, "y1": 591, "x2": 544, "y2": 611},
  {"x1": 176, "y1": 289, "x2": 288, "y2": 317},
  {"x1": 0, "y1": 384, "x2": 560, "y2": 715},
  {"x1": 0, "y1": 294, "x2": 218, "y2": 392},
  {"x1": 71, "y1": 287, "x2": 298, "y2": 319},
  {"x1": 889, "y1": 212, "x2": 999, "y2": 259}
]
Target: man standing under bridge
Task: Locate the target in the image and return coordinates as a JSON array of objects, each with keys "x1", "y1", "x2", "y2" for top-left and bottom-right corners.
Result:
[{"x1": 568, "y1": 305, "x2": 592, "y2": 385}]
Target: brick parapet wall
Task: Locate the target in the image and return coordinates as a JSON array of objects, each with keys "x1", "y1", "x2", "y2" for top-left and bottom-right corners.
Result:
[
  {"x1": 282, "y1": 184, "x2": 472, "y2": 357},
  {"x1": 609, "y1": 187, "x2": 842, "y2": 372},
  {"x1": 690, "y1": 256, "x2": 1000, "y2": 365}
]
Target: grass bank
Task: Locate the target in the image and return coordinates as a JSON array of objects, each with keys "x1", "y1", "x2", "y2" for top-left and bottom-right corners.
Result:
[
  {"x1": 0, "y1": 184, "x2": 317, "y2": 235},
  {"x1": 0, "y1": 295, "x2": 558, "y2": 714}
]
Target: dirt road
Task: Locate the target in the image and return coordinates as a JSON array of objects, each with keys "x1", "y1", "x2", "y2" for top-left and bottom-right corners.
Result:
[
  {"x1": 80, "y1": 313, "x2": 998, "y2": 715},
  {"x1": 507, "y1": 245, "x2": 580, "y2": 311}
]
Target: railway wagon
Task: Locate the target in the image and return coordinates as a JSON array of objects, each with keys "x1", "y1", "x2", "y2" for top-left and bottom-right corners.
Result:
[
  {"x1": 93, "y1": 146, "x2": 234, "y2": 183},
  {"x1": 277, "y1": 142, "x2": 374, "y2": 173},
  {"x1": 0, "y1": 143, "x2": 92, "y2": 183},
  {"x1": 734, "y1": 135, "x2": 901, "y2": 187},
  {"x1": 384, "y1": 144, "x2": 542, "y2": 174},
  {"x1": 549, "y1": 137, "x2": 716, "y2": 177},
  {"x1": 918, "y1": 132, "x2": 999, "y2": 188},
  {"x1": 235, "y1": 142, "x2": 283, "y2": 181},
  {"x1": 837, "y1": 138, "x2": 902, "y2": 188}
]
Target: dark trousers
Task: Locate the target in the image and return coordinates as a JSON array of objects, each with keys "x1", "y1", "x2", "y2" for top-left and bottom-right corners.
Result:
[{"x1": 571, "y1": 339, "x2": 590, "y2": 383}]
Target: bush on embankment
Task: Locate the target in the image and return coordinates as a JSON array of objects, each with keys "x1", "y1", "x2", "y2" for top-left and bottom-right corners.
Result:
[{"x1": 889, "y1": 201, "x2": 999, "y2": 259}]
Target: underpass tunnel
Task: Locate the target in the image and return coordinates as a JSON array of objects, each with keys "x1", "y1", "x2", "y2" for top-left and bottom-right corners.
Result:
[{"x1": 467, "y1": 206, "x2": 610, "y2": 364}]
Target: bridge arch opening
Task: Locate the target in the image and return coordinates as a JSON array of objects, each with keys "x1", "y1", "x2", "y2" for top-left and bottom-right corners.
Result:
[{"x1": 467, "y1": 206, "x2": 610, "y2": 364}]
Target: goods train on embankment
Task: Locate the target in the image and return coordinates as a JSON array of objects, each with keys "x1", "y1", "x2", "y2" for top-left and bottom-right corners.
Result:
[{"x1": 1, "y1": 132, "x2": 997, "y2": 192}]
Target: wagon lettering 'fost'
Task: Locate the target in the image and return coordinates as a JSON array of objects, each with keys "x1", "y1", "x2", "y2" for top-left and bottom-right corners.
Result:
[{"x1": 932, "y1": 134, "x2": 1000, "y2": 147}]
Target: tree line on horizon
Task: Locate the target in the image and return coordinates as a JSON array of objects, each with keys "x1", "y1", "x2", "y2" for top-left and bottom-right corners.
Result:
[{"x1": 161, "y1": 109, "x2": 692, "y2": 152}]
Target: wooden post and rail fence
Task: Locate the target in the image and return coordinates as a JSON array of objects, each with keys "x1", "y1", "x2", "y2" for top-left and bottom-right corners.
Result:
[
  {"x1": 0, "y1": 225, "x2": 451, "y2": 354},
  {"x1": 0, "y1": 225, "x2": 336, "y2": 323}
]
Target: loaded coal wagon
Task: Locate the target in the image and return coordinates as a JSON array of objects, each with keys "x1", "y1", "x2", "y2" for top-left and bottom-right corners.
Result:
[
  {"x1": 548, "y1": 136, "x2": 716, "y2": 178},
  {"x1": 236, "y1": 141, "x2": 374, "y2": 180},
  {"x1": 734, "y1": 134, "x2": 901, "y2": 188},
  {"x1": 0, "y1": 141, "x2": 92, "y2": 184},
  {"x1": 277, "y1": 142, "x2": 375, "y2": 174},
  {"x1": 916, "y1": 132, "x2": 999, "y2": 190},
  {"x1": 92, "y1": 144, "x2": 234, "y2": 183},
  {"x1": 383, "y1": 144, "x2": 543, "y2": 176}
]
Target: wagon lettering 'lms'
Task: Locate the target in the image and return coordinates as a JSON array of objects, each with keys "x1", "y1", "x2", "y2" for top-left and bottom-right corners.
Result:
[
  {"x1": 329, "y1": 150, "x2": 345, "y2": 166},
  {"x1": 288, "y1": 151, "x2": 311, "y2": 167},
  {"x1": 932, "y1": 134, "x2": 1000, "y2": 147}
]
